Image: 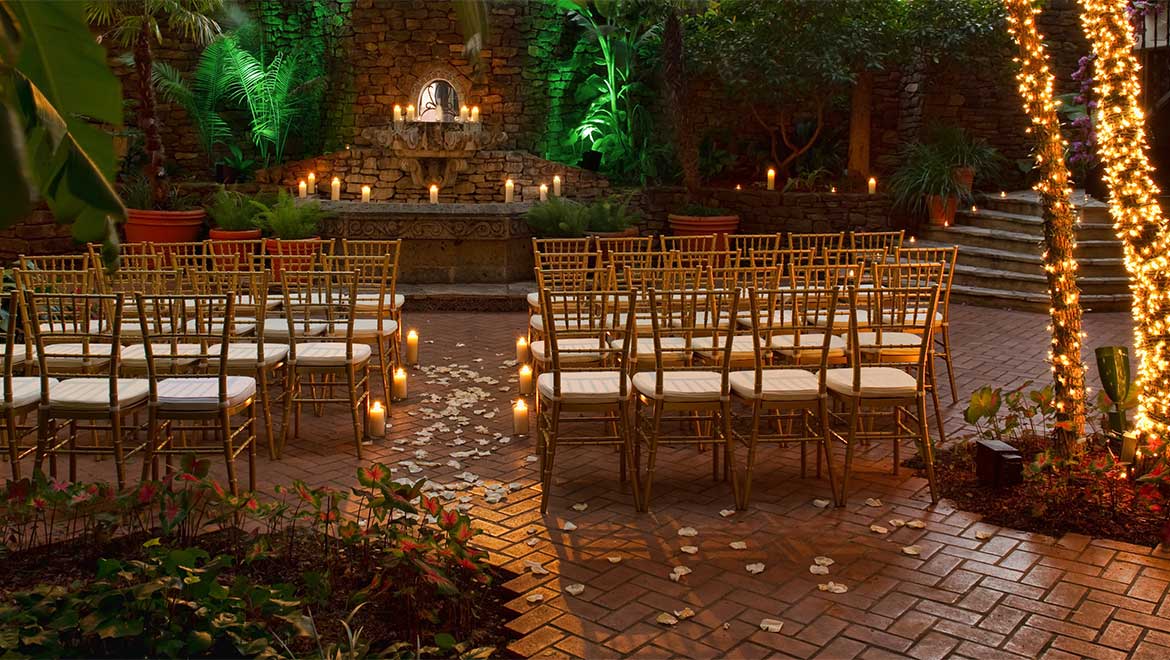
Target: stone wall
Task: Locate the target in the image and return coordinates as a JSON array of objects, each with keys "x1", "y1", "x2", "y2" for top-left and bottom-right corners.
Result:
[
  {"x1": 631, "y1": 187, "x2": 898, "y2": 236},
  {"x1": 0, "y1": 209, "x2": 80, "y2": 265},
  {"x1": 258, "y1": 149, "x2": 611, "y2": 204}
]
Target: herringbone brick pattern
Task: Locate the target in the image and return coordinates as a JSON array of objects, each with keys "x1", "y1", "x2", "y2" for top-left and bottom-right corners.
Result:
[{"x1": 63, "y1": 305, "x2": 1169, "y2": 659}]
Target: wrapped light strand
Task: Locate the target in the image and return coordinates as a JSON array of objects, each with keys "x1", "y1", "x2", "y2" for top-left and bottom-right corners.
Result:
[
  {"x1": 1005, "y1": 0, "x2": 1088, "y2": 455},
  {"x1": 1079, "y1": 0, "x2": 1170, "y2": 447}
]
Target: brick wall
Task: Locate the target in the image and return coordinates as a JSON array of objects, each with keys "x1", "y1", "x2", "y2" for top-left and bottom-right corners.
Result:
[{"x1": 0, "y1": 208, "x2": 80, "y2": 265}]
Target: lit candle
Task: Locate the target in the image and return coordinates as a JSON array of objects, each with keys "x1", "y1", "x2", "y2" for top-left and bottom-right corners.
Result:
[
  {"x1": 539, "y1": 183, "x2": 548, "y2": 202},
  {"x1": 307, "y1": 172, "x2": 316, "y2": 195},
  {"x1": 513, "y1": 399, "x2": 529, "y2": 436},
  {"x1": 407, "y1": 104, "x2": 415, "y2": 121},
  {"x1": 767, "y1": 168, "x2": 775, "y2": 191},
  {"x1": 393, "y1": 368, "x2": 408, "y2": 400},
  {"x1": 867, "y1": 177, "x2": 877, "y2": 194},
  {"x1": 368, "y1": 400, "x2": 387, "y2": 438},
  {"x1": 1000, "y1": 191, "x2": 1007, "y2": 198},
  {"x1": 735, "y1": 184, "x2": 742, "y2": 191},
  {"x1": 298, "y1": 180, "x2": 307, "y2": 198},
  {"x1": 505, "y1": 179, "x2": 514, "y2": 203},
  {"x1": 971, "y1": 205, "x2": 978, "y2": 213},
  {"x1": 519, "y1": 364, "x2": 533, "y2": 395},
  {"x1": 361, "y1": 185, "x2": 371, "y2": 203},
  {"x1": 331, "y1": 177, "x2": 341, "y2": 201},
  {"x1": 393, "y1": 104, "x2": 403, "y2": 123},
  {"x1": 460, "y1": 105, "x2": 469, "y2": 121},
  {"x1": 909, "y1": 236, "x2": 916, "y2": 244},
  {"x1": 830, "y1": 186, "x2": 838, "y2": 194},
  {"x1": 470, "y1": 106, "x2": 480, "y2": 122},
  {"x1": 516, "y1": 336, "x2": 529, "y2": 362},
  {"x1": 406, "y1": 329, "x2": 419, "y2": 364},
  {"x1": 553, "y1": 175, "x2": 562, "y2": 197},
  {"x1": 430, "y1": 184, "x2": 439, "y2": 204}
]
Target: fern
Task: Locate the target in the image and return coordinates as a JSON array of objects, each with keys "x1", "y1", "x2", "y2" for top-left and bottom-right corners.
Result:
[
  {"x1": 151, "y1": 35, "x2": 232, "y2": 167},
  {"x1": 222, "y1": 37, "x2": 313, "y2": 168}
]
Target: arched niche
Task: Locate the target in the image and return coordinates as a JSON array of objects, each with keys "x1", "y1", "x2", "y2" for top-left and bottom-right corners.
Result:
[{"x1": 418, "y1": 79, "x2": 459, "y2": 121}]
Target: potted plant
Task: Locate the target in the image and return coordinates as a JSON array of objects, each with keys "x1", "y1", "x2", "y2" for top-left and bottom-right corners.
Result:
[
  {"x1": 582, "y1": 196, "x2": 640, "y2": 238},
  {"x1": 890, "y1": 143, "x2": 969, "y2": 227},
  {"x1": 667, "y1": 204, "x2": 739, "y2": 237},
  {"x1": 217, "y1": 145, "x2": 258, "y2": 184},
  {"x1": 207, "y1": 189, "x2": 264, "y2": 241},
  {"x1": 523, "y1": 196, "x2": 588, "y2": 238},
  {"x1": 119, "y1": 176, "x2": 205, "y2": 243},
  {"x1": 927, "y1": 124, "x2": 1001, "y2": 191},
  {"x1": 258, "y1": 190, "x2": 326, "y2": 274}
]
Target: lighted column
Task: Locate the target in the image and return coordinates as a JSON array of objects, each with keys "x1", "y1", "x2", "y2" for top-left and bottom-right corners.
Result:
[
  {"x1": 331, "y1": 177, "x2": 341, "y2": 201},
  {"x1": 470, "y1": 106, "x2": 480, "y2": 122},
  {"x1": 539, "y1": 184, "x2": 548, "y2": 201},
  {"x1": 307, "y1": 172, "x2": 316, "y2": 195},
  {"x1": 429, "y1": 184, "x2": 439, "y2": 204},
  {"x1": 393, "y1": 368, "x2": 408, "y2": 400},
  {"x1": 513, "y1": 399, "x2": 529, "y2": 436},
  {"x1": 553, "y1": 175, "x2": 562, "y2": 197},
  {"x1": 519, "y1": 364, "x2": 533, "y2": 395},
  {"x1": 406, "y1": 329, "x2": 419, "y2": 364},
  {"x1": 505, "y1": 179, "x2": 514, "y2": 203},
  {"x1": 368, "y1": 401, "x2": 387, "y2": 438},
  {"x1": 767, "y1": 168, "x2": 775, "y2": 191},
  {"x1": 361, "y1": 185, "x2": 371, "y2": 203},
  {"x1": 298, "y1": 180, "x2": 307, "y2": 198},
  {"x1": 867, "y1": 177, "x2": 877, "y2": 194}
]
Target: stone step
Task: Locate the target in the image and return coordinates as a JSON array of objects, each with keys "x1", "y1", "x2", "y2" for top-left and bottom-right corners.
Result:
[
  {"x1": 952, "y1": 263, "x2": 1128, "y2": 296},
  {"x1": 399, "y1": 282, "x2": 533, "y2": 312},
  {"x1": 919, "y1": 225, "x2": 1122, "y2": 259},
  {"x1": 955, "y1": 208, "x2": 1117, "y2": 241},
  {"x1": 950, "y1": 283, "x2": 1130, "y2": 313},
  {"x1": 977, "y1": 191, "x2": 1111, "y2": 223},
  {"x1": 915, "y1": 239, "x2": 1127, "y2": 278}
]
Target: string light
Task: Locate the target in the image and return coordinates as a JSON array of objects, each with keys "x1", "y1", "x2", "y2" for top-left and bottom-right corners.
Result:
[
  {"x1": 1005, "y1": 0, "x2": 1088, "y2": 453},
  {"x1": 1079, "y1": 0, "x2": 1170, "y2": 449}
]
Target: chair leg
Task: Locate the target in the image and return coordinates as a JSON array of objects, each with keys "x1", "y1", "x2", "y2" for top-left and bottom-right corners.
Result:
[
  {"x1": 618, "y1": 400, "x2": 639, "y2": 509},
  {"x1": 940, "y1": 325, "x2": 958, "y2": 405},
  {"x1": 927, "y1": 359, "x2": 947, "y2": 445},
  {"x1": 349, "y1": 365, "x2": 365, "y2": 460},
  {"x1": 141, "y1": 405, "x2": 157, "y2": 483},
  {"x1": 376, "y1": 336, "x2": 391, "y2": 400},
  {"x1": 819, "y1": 399, "x2": 839, "y2": 507},
  {"x1": 248, "y1": 403, "x2": 257, "y2": 491},
  {"x1": 916, "y1": 396, "x2": 940, "y2": 503},
  {"x1": 221, "y1": 409, "x2": 239, "y2": 496},
  {"x1": 111, "y1": 413, "x2": 126, "y2": 491},
  {"x1": 539, "y1": 402, "x2": 560, "y2": 514},
  {"x1": 281, "y1": 369, "x2": 298, "y2": 457},
  {"x1": 6, "y1": 410, "x2": 20, "y2": 481},
  {"x1": 838, "y1": 397, "x2": 860, "y2": 507},
  {"x1": 738, "y1": 401, "x2": 763, "y2": 510},
  {"x1": 257, "y1": 368, "x2": 276, "y2": 461},
  {"x1": 639, "y1": 403, "x2": 664, "y2": 512}
]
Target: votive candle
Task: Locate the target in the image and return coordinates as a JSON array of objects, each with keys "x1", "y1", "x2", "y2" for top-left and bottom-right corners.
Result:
[
  {"x1": 393, "y1": 368, "x2": 408, "y2": 400},
  {"x1": 298, "y1": 180, "x2": 307, "y2": 198},
  {"x1": 406, "y1": 329, "x2": 419, "y2": 364},
  {"x1": 430, "y1": 184, "x2": 439, "y2": 204},
  {"x1": 505, "y1": 178, "x2": 514, "y2": 203},
  {"x1": 513, "y1": 399, "x2": 529, "y2": 436},
  {"x1": 470, "y1": 106, "x2": 480, "y2": 122},
  {"x1": 539, "y1": 183, "x2": 548, "y2": 201},
  {"x1": 361, "y1": 185, "x2": 371, "y2": 203},
  {"x1": 516, "y1": 336, "x2": 529, "y2": 362},
  {"x1": 553, "y1": 175, "x2": 562, "y2": 197},
  {"x1": 368, "y1": 401, "x2": 387, "y2": 438},
  {"x1": 307, "y1": 172, "x2": 316, "y2": 195},
  {"x1": 519, "y1": 364, "x2": 533, "y2": 395},
  {"x1": 393, "y1": 104, "x2": 403, "y2": 123},
  {"x1": 460, "y1": 105, "x2": 469, "y2": 121},
  {"x1": 407, "y1": 104, "x2": 416, "y2": 121},
  {"x1": 331, "y1": 177, "x2": 341, "y2": 201},
  {"x1": 767, "y1": 168, "x2": 775, "y2": 191},
  {"x1": 867, "y1": 177, "x2": 877, "y2": 194}
]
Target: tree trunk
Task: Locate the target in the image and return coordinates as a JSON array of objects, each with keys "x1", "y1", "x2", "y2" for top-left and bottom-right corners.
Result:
[
  {"x1": 134, "y1": 21, "x2": 165, "y2": 207},
  {"x1": 1004, "y1": 0, "x2": 1087, "y2": 457},
  {"x1": 662, "y1": 9, "x2": 700, "y2": 198},
  {"x1": 1079, "y1": 0, "x2": 1170, "y2": 441},
  {"x1": 847, "y1": 69, "x2": 873, "y2": 181}
]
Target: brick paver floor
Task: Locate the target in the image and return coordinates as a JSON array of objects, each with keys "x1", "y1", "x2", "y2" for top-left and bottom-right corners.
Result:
[{"x1": 65, "y1": 304, "x2": 1170, "y2": 659}]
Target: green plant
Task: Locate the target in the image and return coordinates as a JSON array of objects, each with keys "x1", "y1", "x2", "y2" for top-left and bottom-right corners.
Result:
[
  {"x1": 118, "y1": 175, "x2": 198, "y2": 212},
  {"x1": 581, "y1": 196, "x2": 639, "y2": 233},
  {"x1": 151, "y1": 35, "x2": 232, "y2": 169},
  {"x1": 257, "y1": 190, "x2": 324, "y2": 239},
  {"x1": 925, "y1": 124, "x2": 1002, "y2": 178},
  {"x1": 889, "y1": 142, "x2": 970, "y2": 214},
  {"x1": 783, "y1": 167, "x2": 832, "y2": 193},
  {"x1": 205, "y1": 189, "x2": 263, "y2": 231},
  {"x1": 86, "y1": 0, "x2": 224, "y2": 207},
  {"x1": 523, "y1": 196, "x2": 587, "y2": 238},
  {"x1": 219, "y1": 144, "x2": 257, "y2": 180},
  {"x1": 964, "y1": 381, "x2": 1059, "y2": 445},
  {"x1": 675, "y1": 204, "x2": 732, "y2": 217}
]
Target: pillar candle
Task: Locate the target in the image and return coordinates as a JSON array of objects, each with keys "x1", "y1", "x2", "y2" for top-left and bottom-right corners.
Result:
[
  {"x1": 513, "y1": 399, "x2": 529, "y2": 436},
  {"x1": 361, "y1": 185, "x2": 371, "y2": 203},
  {"x1": 470, "y1": 106, "x2": 480, "y2": 122},
  {"x1": 553, "y1": 175, "x2": 562, "y2": 197},
  {"x1": 505, "y1": 179, "x2": 514, "y2": 203},
  {"x1": 406, "y1": 329, "x2": 419, "y2": 364},
  {"x1": 830, "y1": 186, "x2": 838, "y2": 194},
  {"x1": 298, "y1": 180, "x2": 307, "y2": 198},
  {"x1": 407, "y1": 104, "x2": 415, "y2": 121},
  {"x1": 331, "y1": 177, "x2": 341, "y2": 201},
  {"x1": 539, "y1": 184, "x2": 548, "y2": 202},
  {"x1": 767, "y1": 168, "x2": 775, "y2": 191},
  {"x1": 519, "y1": 364, "x2": 533, "y2": 395},
  {"x1": 429, "y1": 184, "x2": 439, "y2": 204},
  {"x1": 307, "y1": 172, "x2": 316, "y2": 195},
  {"x1": 393, "y1": 104, "x2": 403, "y2": 123},
  {"x1": 516, "y1": 336, "x2": 529, "y2": 362},
  {"x1": 393, "y1": 368, "x2": 408, "y2": 400},
  {"x1": 368, "y1": 401, "x2": 387, "y2": 438},
  {"x1": 460, "y1": 105, "x2": 469, "y2": 121},
  {"x1": 867, "y1": 177, "x2": 877, "y2": 194}
]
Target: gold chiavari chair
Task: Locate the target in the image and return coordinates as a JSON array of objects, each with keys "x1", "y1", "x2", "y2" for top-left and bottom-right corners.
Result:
[
  {"x1": 154, "y1": 241, "x2": 206, "y2": 265},
  {"x1": 603, "y1": 249, "x2": 657, "y2": 277},
  {"x1": 661, "y1": 234, "x2": 718, "y2": 253},
  {"x1": 828, "y1": 285, "x2": 941, "y2": 505},
  {"x1": 536, "y1": 288, "x2": 636, "y2": 513},
  {"x1": 27, "y1": 291, "x2": 149, "y2": 487},
  {"x1": 787, "y1": 232, "x2": 844, "y2": 258},
  {"x1": 632, "y1": 287, "x2": 740, "y2": 511},
  {"x1": 173, "y1": 252, "x2": 239, "y2": 280},
  {"x1": 88, "y1": 242, "x2": 155, "y2": 271},
  {"x1": 850, "y1": 230, "x2": 904, "y2": 255},
  {"x1": 281, "y1": 269, "x2": 370, "y2": 457},
  {"x1": 135, "y1": 292, "x2": 257, "y2": 494},
  {"x1": 530, "y1": 266, "x2": 614, "y2": 344},
  {"x1": 340, "y1": 240, "x2": 405, "y2": 339},
  {"x1": 897, "y1": 246, "x2": 959, "y2": 404},
  {"x1": 731, "y1": 286, "x2": 842, "y2": 508},
  {"x1": 1, "y1": 291, "x2": 38, "y2": 479},
  {"x1": 619, "y1": 263, "x2": 704, "y2": 369},
  {"x1": 206, "y1": 238, "x2": 264, "y2": 272},
  {"x1": 15, "y1": 269, "x2": 101, "y2": 349},
  {"x1": 327, "y1": 254, "x2": 399, "y2": 400},
  {"x1": 790, "y1": 264, "x2": 866, "y2": 334},
  {"x1": 530, "y1": 251, "x2": 603, "y2": 319},
  {"x1": 825, "y1": 247, "x2": 888, "y2": 271},
  {"x1": 746, "y1": 247, "x2": 816, "y2": 276},
  {"x1": 532, "y1": 237, "x2": 594, "y2": 254},
  {"x1": 100, "y1": 268, "x2": 176, "y2": 343},
  {"x1": 18, "y1": 254, "x2": 94, "y2": 272},
  {"x1": 728, "y1": 233, "x2": 783, "y2": 260},
  {"x1": 594, "y1": 235, "x2": 652, "y2": 256},
  {"x1": 267, "y1": 238, "x2": 334, "y2": 278},
  {"x1": 676, "y1": 249, "x2": 739, "y2": 270}
]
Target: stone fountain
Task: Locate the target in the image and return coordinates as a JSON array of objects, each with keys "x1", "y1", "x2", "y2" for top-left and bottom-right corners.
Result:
[{"x1": 360, "y1": 120, "x2": 507, "y2": 188}]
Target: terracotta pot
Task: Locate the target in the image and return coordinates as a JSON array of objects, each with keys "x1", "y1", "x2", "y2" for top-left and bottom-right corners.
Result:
[
  {"x1": 667, "y1": 214, "x2": 740, "y2": 240},
  {"x1": 926, "y1": 195, "x2": 958, "y2": 227},
  {"x1": 123, "y1": 208, "x2": 205, "y2": 244},
  {"x1": 265, "y1": 237, "x2": 322, "y2": 277},
  {"x1": 585, "y1": 227, "x2": 640, "y2": 239},
  {"x1": 954, "y1": 167, "x2": 975, "y2": 192},
  {"x1": 208, "y1": 228, "x2": 262, "y2": 269}
]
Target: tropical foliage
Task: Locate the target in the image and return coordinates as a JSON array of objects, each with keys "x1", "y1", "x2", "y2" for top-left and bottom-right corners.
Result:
[
  {"x1": 151, "y1": 36, "x2": 232, "y2": 167},
  {"x1": 257, "y1": 189, "x2": 324, "y2": 239}
]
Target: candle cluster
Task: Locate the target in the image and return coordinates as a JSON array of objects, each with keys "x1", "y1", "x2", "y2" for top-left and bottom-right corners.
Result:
[
  {"x1": 1079, "y1": 0, "x2": 1170, "y2": 443},
  {"x1": 1004, "y1": 0, "x2": 1087, "y2": 451},
  {"x1": 393, "y1": 103, "x2": 480, "y2": 123}
]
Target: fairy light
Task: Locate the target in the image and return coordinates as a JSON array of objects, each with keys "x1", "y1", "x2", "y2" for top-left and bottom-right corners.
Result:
[
  {"x1": 1079, "y1": 0, "x2": 1170, "y2": 449},
  {"x1": 1005, "y1": 0, "x2": 1088, "y2": 453}
]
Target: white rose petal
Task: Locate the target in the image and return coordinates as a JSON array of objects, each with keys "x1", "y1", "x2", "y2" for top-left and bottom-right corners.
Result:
[
  {"x1": 746, "y1": 563, "x2": 765, "y2": 575},
  {"x1": 678, "y1": 527, "x2": 698, "y2": 537},
  {"x1": 864, "y1": 498, "x2": 882, "y2": 507},
  {"x1": 759, "y1": 618, "x2": 784, "y2": 633},
  {"x1": 656, "y1": 612, "x2": 679, "y2": 626},
  {"x1": 571, "y1": 503, "x2": 588, "y2": 512},
  {"x1": 902, "y1": 545, "x2": 922, "y2": 556},
  {"x1": 729, "y1": 541, "x2": 748, "y2": 550},
  {"x1": 818, "y1": 581, "x2": 848, "y2": 594},
  {"x1": 889, "y1": 519, "x2": 907, "y2": 528},
  {"x1": 680, "y1": 545, "x2": 699, "y2": 555},
  {"x1": 809, "y1": 565, "x2": 829, "y2": 575},
  {"x1": 719, "y1": 509, "x2": 735, "y2": 518},
  {"x1": 565, "y1": 583, "x2": 585, "y2": 596},
  {"x1": 812, "y1": 499, "x2": 832, "y2": 508},
  {"x1": 525, "y1": 560, "x2": 550, "y2": 575},
  {"x1": 869, "y1": 524, "x2": 889, "y2": 534},
  {"x1": 906, "y1": 520, "x2": 926, "y2": 529},
  {"x1": 673, "y1": 607, "x2": 695, "y2": 620},
  {"x1": 607, "y1": 555, "x2": 622, "y2": 564},
  {"x1": 813, "y1": 556, "x2": 835, "y2": 567},
  {"x1": 975, "y1": 530, "x2": 993, "y2": 540},
  {"x1": 562, "y1": 521, "x2": 577, "y2": 532},
  {"x1": 526, "y1": 593, "x2": 544, "y2": 603}
]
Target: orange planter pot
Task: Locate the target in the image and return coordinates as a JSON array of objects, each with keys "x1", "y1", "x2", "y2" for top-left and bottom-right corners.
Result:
[
  {"x1": 265, "y1": 237, "x2": 322, "y2": 277},
  {"x1": 667, "y1": 214, "x2": 740, "y2": 239},
  {"x1": 927, "y1": 195, "x2": 958, "y2": 227},
  {"x1": 123, "y1": 208, "x2": 206, "y2": 244},
  {"x1": 209, "y1": 228, "x2": 262, "y2": 269}
]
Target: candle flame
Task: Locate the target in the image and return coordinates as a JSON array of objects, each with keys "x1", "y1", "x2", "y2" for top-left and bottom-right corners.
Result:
[
  {"x1": 371, "y1": 401, "x2": 384, "y2": 413},
  {"x1": 408, "y1": 329, "x2": 418, "y2": 339},
  {"x1": 514, "y1": 399, "x2": 527, "y2": 411},
  {"x1": 520, "y1": 364, "x2": 532, "y2": 376},
  {"x1": 332, "y1": 177, "x2": 339, "y2": 184},
  {"x1": 517, "y1": 337, "x2": 527, "y2": 346},
  {"x1": 395, "y1": 367, "x2": 406, "y2": 378}
]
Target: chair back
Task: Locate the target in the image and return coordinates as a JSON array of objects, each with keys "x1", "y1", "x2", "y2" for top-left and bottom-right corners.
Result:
[
  {"x1": 676, "y1": 250, "x2": 739, "y2": 270},
  {"x1": 134, "y1": 293, "x2": 235, "y2": 378},
  {"x1": 661, "y1": 234, "x2": 717, "y2": 253},
  {"x1": 26, "y1": 291, "x2": 124, "y2": 386},
  {"x1": 645, "y1": 287, "x2": 740, "y2": 382},
  {"x1": 188, "y1": 270, "x2": 270, "y2": 330},
  {"x1": 539, "y1": 289, "x2": 633, "y2": 398},
  {"x1": 535, "y1": 251, "x2": 599, "y2": 272},
  {"x1": 787, "y1": 232, "x2": 843, "y2": 257},
  {"x1": 532, "y1": 237, "x2": 593, "y2": 254},
  {"x1": 850, "y1": 230, "x2": 904, "y2": 254},
  {"x1": 728, "y1": 233, "x2": 783, "y2": 259},
  {"x1": 605, "y1": 249, "x2": 657, "y2": 274},
  {"x1": 749, "y1": 247, "x2": 815, "y2": 272},
  {"x1": 709, "y1": 265, "x2": 783, "y2": 292},
  {"x1": 327, "y1": 253, "x2": 395, "y2": 324},
  {"x1": 594, "y1": 235, "x2": 652, "y2": 256},
  {"x1": 265, "y1": 238, "x2": 334, "y2": 276},
  {"x1": 2, "y1": 291, "x2": 23, "y2": 405},
  {"x1": 206, "y1": 239, "x2": 264, "y2": 272},
  {"x1": 17, "y1": 254, "x2": 93, "y2": 272},
  {"x1": 281, "y1": 270, "x2": 359, "y2": 360},
  {"x1": 745, "y1": 286, "x2": 841, "y2": 386},
  {"x1": 844, "y1": 284, "x2": 940, "y2": 385},
  {"x1": 897, "y1": 246, "x2": 957, "y2": 323}
]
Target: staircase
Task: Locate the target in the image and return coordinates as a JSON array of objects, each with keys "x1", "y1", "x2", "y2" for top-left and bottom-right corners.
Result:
[{"x1": 917, "y1": 191, "x2": 1130, "y2": 312}]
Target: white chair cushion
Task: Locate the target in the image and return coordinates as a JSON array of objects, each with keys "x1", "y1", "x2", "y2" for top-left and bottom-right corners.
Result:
[
  {"x1": 184, "y1": 319, "x2": 257, "y2": 336},
  {"x1": 852, "y1": 331, "x2": 923, "y2": 357},
  {"x1": 332, "y1": 318, "x2": 399, "y2": 339},
  {"x1": 537, "y1": 371, "x2": 631, "y2": 404},
  {"x1": 526, "y1": 291, "x2": 540, "y2": 308},
  {"x1": 263, "y1": 319, "x2": 327, "y2": 339},
  {"x1": 355, "y1": 292, "x2": 406, "y2": 312},
  {"x1": 880, "y1": 310, "x2": 943, "y2": 326},
  {"x1": 236, "y1": 294, "x2": 282, "y2": 311},
  {"x1": 1, "y1": 376, "x2": 50, "y2": 408},
  {"x1": 1, "y1": 344, "x2": 27, "y2": 366},
  {"x1": 157, "y1": 376, "x2": 257, "y2": 411},
  {"x1": 34, "y1": 343, "x2": 117, "y2": 369},
  {"x1": 691, "y1": 335, "x2": 757, "y2": 358},
  {"x1": 770, "y1": 333, "x2": 847, "y2": 358},
  {"x1": 736, "y1": 309, "x2": 794, "y2": 329},
  {"x1": 616, "y1": 312, "x2": 655, "y2": 331},
  {"x1": 532, "y1": 338, "x2": 604, "y2": 363},
  {"x1": 39, "y1": 320, "x2": 105, "y2": 334},
  {"x1": 530, "y1": 314, "x2": 607, "y2": 333},
  {"x1": 825, "y1": 367, "x2": 917, "y2": 398},
  {"x1": 118, "y1": 322, "x2": 174, "y2": 340},
  {"x1": 621, "y1": 336, "x2": 688, "y2": 355},
  {"x1": 209, "y1": 343, "x2": 290, "y2": 368},
  {"x1": 806, "y1": 310, "x2": 870, "y2": 329},
  {"x1": 632, "y1": 371, "x2": 724, "y2": 402},
  {"x1": 50, "y1": 377, "x2": 148, "y2": 411},
  {"x1": 685, "y1": 310, "x2": 734, "y2": 330},
  {"x1": 121, "y1": 343, "x2": 204, "y2": 369},
  {"x1": 729, "y1": 370, "x2": 820, "y2": 401},
  {"x1": 295, "y1": 342, "x2": 372, "y2": 366}
]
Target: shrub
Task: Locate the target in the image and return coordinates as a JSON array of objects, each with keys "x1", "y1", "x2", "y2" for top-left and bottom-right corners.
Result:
[
  {"x1": 257, "y1": 190, "x2": 325, "y2": 239},
  {"x1": 205, "y1": 189, "x2": 264, "y2": 231}
]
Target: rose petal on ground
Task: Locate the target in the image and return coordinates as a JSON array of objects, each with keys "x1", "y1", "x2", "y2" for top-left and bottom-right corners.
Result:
[
  {"x1": 656, "y1": 612, "x2": 678, "y2": 626},
  {"x1": 526, "y1": 593, "x2": 544, "y2": 603},
  {"x1": 809, "y1": 564, "x2": 829, "y2": 575},
  {"x1": 607, "y1": 555, "x2": 622, "y2": 564},
  {"x1": 571, "y1": 503, "x2": 588, "y2": 512},
  {"x1": 562, "y1": 521, "x2": 577, "y2": 532},
  {"x1": 812, "y1": 499, "x2": 831, "y2": 508},
  {"x1": 870, "y1": 524, "x2": 889, "y2": 534},
  {"x1": 565, "y1": 583, "x2": 585, "y2": 596},
  {"x1": 525, "y1": 560, "x2": 550, "y2": 575},
  {"x1": 864, "y1": 498, "x2": 882, "y2": 507},
  {"x1": 729, "y1": 541, "x2": 748, "y2": 550},
  {"x1": 906, "y1": 520, "x2": 926, "y2": 529},
  {"x1": 678, "y1": 527, "x2": 698, "y2": 537},
  {"x1": 889, "y1": 519, "x2": 906, "y2": 528},
  {"x1": 674, "y1": 607, "x2": 695, "y2": 620},
  {"x1": 720, "y1": 509, "x2": 735, "y2": 518},
  {"x1": 902, "y1": 545, "x2": 922, "y2": 556},
  {"x1": 746, "y1": 562, "x2": 765, "y2": 575},
  {"x1": 813, "y1": 556, "x2": 834, "y2": 567},
  {"x1": 670, "y1": 566, "x2": 693, "y2": 581},
  {"x1": 526, "y1": 538, "x2": 537, "y2": 546},
  {"x1": 975, "y1": 530, "x2": 994, "y2": 540},
  {"x1": 818, "y1": 581, "x2": 848, "y2": 594},
  {"x1": 759, "y1": 618, "x2": 784, "y2": 633},
  {"x1": 681, "y1": 545, "x2": 699, "y2": 554}
]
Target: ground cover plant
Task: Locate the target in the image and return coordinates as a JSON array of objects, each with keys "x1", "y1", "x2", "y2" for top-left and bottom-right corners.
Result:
[{"x1": 0, "y1": 457, "x2": 514, "y2": 658}]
